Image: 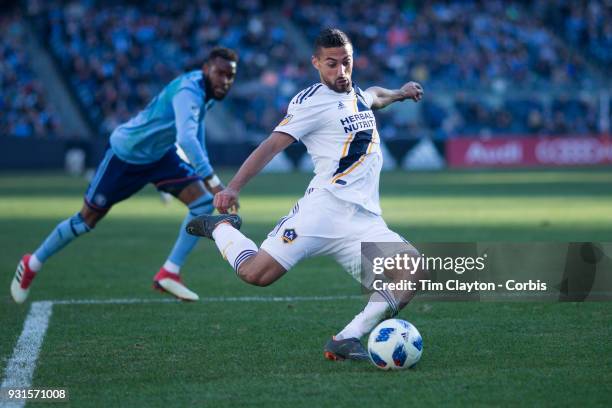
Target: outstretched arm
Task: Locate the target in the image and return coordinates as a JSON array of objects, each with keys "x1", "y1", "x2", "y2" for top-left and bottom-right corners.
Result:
[
  {"x1": 366, "y1": 82, "x2": 424, "y2": 110},
  {"x1": 173, "y1": 88, "x2": 225, "y2": 195},
  {"x1": 214, "y1": 131, "x2": 296, "y2": 213}
]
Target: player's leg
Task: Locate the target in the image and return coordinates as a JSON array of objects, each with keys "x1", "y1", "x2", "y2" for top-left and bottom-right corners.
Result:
[
  {"x1": 335, "y1": 250, "x2": 424, "y2": 339},
  {"x1": 186, "y1": 214, "x2": 287, "y2": 285},
  {"x1": 149, "y1": 150, "x2": 211, "y2": 300},
  {"x1": 12, "y1": 203, "x2": 105, "y2": 303},
  {"x1": 11, "y1": 148, "x2": 129, "y2": 303},
  {"x1": 188, "y1": 191, "x2": 326, "y2": 287},
  {"x1": 163, "y1": 180, "x2": 213, "y2": 274},
  {"x1": 333, "y1": 252, "x2": 424, "y2": 341},
  {"x1": 208, "y1": 221, "x2": 288, "y2": 286},
  {"x1": 154, "y1": 179, "x2": 213, "y2": 300},
  {"x1": 325, "y1": 214, "x2": 425, "y2": 360},
  {"x1": 235, "y1": 251, "x2": 287, "y2": 286},
  {"x1": 31, "y1": 202, "x2": 105, "y2": 269}
]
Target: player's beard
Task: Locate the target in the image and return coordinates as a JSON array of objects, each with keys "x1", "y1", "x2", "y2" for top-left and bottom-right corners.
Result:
[
  {"x1": 325, "y1": 77, "x2": 351, "y2": 93},
  {"x1": 204, "y1": 78, "x2": 227, "y2": 101}
]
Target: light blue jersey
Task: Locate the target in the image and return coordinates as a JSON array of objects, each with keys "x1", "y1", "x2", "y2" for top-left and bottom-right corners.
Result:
[{"x1": 110, "y1": 70, "x2": 215, "y2": 178}]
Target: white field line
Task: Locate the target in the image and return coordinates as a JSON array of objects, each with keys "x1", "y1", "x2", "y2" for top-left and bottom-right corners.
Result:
[
  {"x1": 50, "y1": 294, "x2": 364, "y2": 305},
  {"x1": 0, "y1": 301, "x2": 53, "y2": 408},
  {"x1": 0, "y1": 293, "x2": 364, "y2": 406}
]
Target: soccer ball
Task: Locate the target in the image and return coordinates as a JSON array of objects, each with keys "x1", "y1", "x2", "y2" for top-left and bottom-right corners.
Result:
[{"x1": 367, "y1": 319, "x2": 423, "y2": 370}]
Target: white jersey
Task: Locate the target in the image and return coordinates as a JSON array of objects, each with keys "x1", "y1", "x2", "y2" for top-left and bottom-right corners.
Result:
[{"x1": 274, "y1": 83, "x2": 383, "y2": 215}]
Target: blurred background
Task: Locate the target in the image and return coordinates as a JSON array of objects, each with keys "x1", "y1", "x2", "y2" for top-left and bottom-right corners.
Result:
[
  {"x1": 1, "y1": 5, "x2": 611, "y2": 402},
  {"x1": 1, "y1": 0, "x2": 610, "y2": 172}
]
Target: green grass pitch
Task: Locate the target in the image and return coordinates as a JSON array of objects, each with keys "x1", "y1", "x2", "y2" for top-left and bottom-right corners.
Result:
[{"x1": 1, "y1": 169, "x2": 611, "y2": 406}]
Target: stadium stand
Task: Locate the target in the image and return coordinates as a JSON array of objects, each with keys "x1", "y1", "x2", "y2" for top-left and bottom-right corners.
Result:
[
  {"x1": 538, "y1": 0, "x2": 612, "y2": 66},
  {"x1": 288, "y1": 0, "x2": 594, "y2": 88},
  {"x1": 27, "y1": 0, "x2": 299, "y2": 137},
  {"x1": 6, "y1": 0, "x2": 611, "y2": 145},
  {"x1": 0, "y1": 12, "x2": 62, "y2": 139},
  {"x1": 286, "y1": 0, "x2": 608, "y2": 138}
]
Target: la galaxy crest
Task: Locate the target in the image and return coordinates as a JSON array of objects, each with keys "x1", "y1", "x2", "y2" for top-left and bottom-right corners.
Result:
[
  {"x1": 278, "y1": 114, "x2": 293, "y2": 126},
  {"x1": 282, "y1": 228, "x2": 298, "y2": 243}
]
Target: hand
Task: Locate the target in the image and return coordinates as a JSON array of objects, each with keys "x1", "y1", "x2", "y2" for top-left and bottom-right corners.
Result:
[
  {"x1": 214, "y1": 187, "x2": 239, "y2": 214},
  {"x1": 400, "y1": 82, "x2": 424, "y2": 102},
  {"x1": 208, "y1": 183, "x2": 225, "y2": 196},
  {"x1": 228, "y1": 201, "x2": 240, "y2": 214}
]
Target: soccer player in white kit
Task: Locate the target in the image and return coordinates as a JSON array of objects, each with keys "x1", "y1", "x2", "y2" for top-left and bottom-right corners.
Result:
[{"x1": 187, "y1": 28, "x2": 425, "y2": 361}]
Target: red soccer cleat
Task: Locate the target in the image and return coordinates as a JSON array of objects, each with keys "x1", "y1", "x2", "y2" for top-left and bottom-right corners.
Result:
[
  {"x1": 11, "y1": 254, "x2": 37, "y2": 304},
  {"x1": 153, "y1": 268, "x2": 199, "y2": 301}
]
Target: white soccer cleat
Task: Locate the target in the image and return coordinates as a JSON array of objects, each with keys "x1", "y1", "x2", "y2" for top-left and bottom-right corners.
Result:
[
  {"x1": 11, "y1": 254, "x2": 37, "y2": 304},
  {"x1": 153, "y1": 268, "x2": 199, "y2": 301}
]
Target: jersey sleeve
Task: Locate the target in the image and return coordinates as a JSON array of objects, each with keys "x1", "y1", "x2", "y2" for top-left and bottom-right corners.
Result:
[
  {"x1": 173, "y1": 87, "x2": 213, "y2": 178},
  {"x1": 358, "y1": 87, "x2": 375, "y2": 108},
  {"x1": 273, "y1": 102, "x2": 319, "y2": 141}
]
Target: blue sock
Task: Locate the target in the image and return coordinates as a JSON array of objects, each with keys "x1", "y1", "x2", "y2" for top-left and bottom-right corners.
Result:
[
  {"x1": 167, "y1": 194, "x2": 213, "y2": 269},
  {"x1": 34, "y1": 212, "x2": 93, "y2": 264}
]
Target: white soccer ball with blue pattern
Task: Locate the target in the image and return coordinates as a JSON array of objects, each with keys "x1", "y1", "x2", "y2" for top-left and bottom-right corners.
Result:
[{"x1": 367, "y1": 318, "x2": 423, "y2": 370}]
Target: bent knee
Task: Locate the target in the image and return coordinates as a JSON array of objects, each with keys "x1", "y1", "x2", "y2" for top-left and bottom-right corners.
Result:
[
  {"x1": 237, "y1": 265, "x2": 274, "y2": 287},
  {"x1": 80, "y1": 206, "x2": 106, "y2": 228}
]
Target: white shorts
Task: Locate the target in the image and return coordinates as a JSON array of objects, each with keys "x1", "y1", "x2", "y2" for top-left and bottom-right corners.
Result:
[{"x1": 260, "y1": 188, "x2": 405, "y2": 284}]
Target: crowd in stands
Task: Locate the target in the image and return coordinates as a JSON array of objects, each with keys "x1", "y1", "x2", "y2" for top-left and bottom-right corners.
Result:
[
  {"x1": 27, "y1": 0, "x2": 301, "y2": 136},
  {"x1": 0, "y1": 13, "x2": 62, "y2": 139},
  {"x1": 287, "y1": 0, "x2": 595, "y2": 89},
  {"x1": 382, "y1": 94, "x2": 599, "y2": 140},
  {"x1": 378, "y1": 91, "x2": 599, "y2": 140},
  {"x1": 538, "y1": 0, "x2": 612, "y2": 66},
  {"x1": 286, "y1": 0, "x2": 606, "y2": 139},
  {"x1": 5, "y1": 0, "x2": 610, "y2": 141}
]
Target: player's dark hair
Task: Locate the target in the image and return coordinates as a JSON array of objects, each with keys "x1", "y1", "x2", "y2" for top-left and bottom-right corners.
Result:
[
  {"x1": 207, "y1": 47, "x2": 239, "y2": 63},
  {"x1": 314, "y1": 28, "x2": 352, "y2": 55}
]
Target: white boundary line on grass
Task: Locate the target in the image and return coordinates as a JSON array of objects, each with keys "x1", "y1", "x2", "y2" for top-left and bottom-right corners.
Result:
[
  {"x1": 0, "y1": 301, "x2": 53, "y2": 408},
  {"x1": 0, "y1": 294, "x2": 363, "y2": 407},
  {"x1": 51, "y1": 294, "x2": 363, "y2": 305}
]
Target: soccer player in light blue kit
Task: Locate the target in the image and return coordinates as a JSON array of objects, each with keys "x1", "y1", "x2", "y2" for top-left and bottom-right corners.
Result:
[{"x1": 11, "y1": 47, "x2": 238, "y2": 303}]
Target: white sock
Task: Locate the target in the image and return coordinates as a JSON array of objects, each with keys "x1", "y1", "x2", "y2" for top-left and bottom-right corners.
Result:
[
  {"x1": 212, "y1": 223, "x2": 258, "y2": 272},
  {"x1": 28, "y1": 254, "x2": 42, "y2": 272},
  {"x1": 163, "y1": 260, "x2": 180, "y2": 274},
  {"x1": 335, "y1": 293, "x2": 390, "y2": 340}
]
